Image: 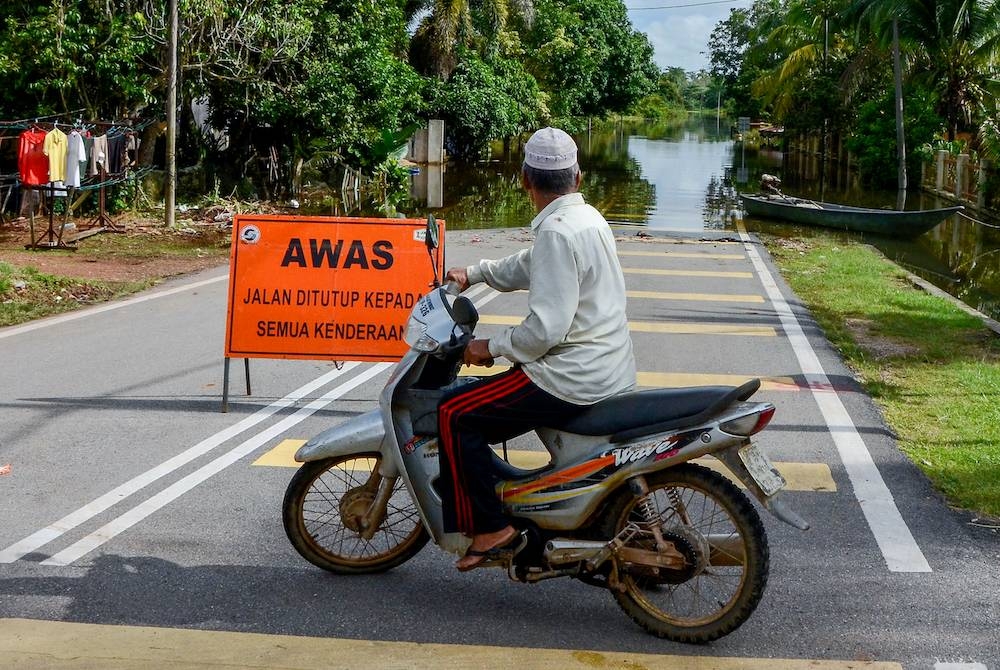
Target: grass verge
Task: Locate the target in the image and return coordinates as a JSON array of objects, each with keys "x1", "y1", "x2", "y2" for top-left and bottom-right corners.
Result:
[
  {"x1": 0, "y1": 225, "x2": 230, "y2": 327},
  {"x1": 764, "y1": 233, "x2": 1000, "y2": 520},
  {"x1": 0, "y1": 261, "x2": 150, "y2": 326}
]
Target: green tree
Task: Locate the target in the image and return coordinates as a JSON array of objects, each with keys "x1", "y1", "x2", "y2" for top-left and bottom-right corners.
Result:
[
  {"x1": 525, "y1": 0, "x2": 658, "y2": 126},
  {"x1": 845, "y1": 85, "x2": 942, "y2": 186},
  {"x1": 189, "y1": 0, "x2": 423, "y2": 193},
  {"x1": 0, "y1": 1, "x2": 158, "y2": 119},
  {"x1": 425, "y1": 47, "x2": 543, "y2": 156}
]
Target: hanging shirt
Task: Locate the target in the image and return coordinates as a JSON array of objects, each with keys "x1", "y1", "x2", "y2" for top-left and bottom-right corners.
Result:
[
  {"x1": 18, "y1": 129, "x2": 49, "y2": 185},
  {"x1": 125, "y1": 133, "x2": 139, "y2": 167},
  {"x1": 107, "y1": 133, "x2": 126, "y2": 174},
  {"x1": 43, "y1": 127, "x2": 68, "y2": 182},
  {"x1": 65, "y1": 130, "x2": 88, "y2": 188},
  {"x1": 90, "y1": 134, "x2": 109, "y2": 176}
]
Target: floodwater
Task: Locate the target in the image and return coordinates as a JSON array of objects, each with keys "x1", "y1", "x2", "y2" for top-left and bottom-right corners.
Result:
[{"x1": 318, "y1": 117, "x2": 1000, "y2": 321}]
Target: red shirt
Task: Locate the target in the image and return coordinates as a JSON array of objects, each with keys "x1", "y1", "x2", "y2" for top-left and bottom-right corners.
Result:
[{"x1": 18, "y1": 129, "x2": 49, "y2": 185}]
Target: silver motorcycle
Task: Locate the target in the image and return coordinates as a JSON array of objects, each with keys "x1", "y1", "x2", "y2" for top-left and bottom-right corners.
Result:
[{"x1": 282, "y1": 222, "x2": 808, "y2": 643}]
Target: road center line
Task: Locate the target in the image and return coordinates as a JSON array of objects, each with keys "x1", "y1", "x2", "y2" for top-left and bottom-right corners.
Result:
[
  {"x1": 0, "y1": 362, "x2": 362, "y2": 564},
  {"x1": 737, "y1": 223, "x2": 931, "y2": 573},
  {"x1": 41, "y1": 363, "x2": 391, "y2": 566}
]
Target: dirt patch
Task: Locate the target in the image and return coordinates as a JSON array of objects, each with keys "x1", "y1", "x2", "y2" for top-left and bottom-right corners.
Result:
[
  {"x1": 0, "y1": 215, "x2": 231, "y2": 283},
  {"x1": 843, "y1": 317, "x2": 920, "y2": 360}
]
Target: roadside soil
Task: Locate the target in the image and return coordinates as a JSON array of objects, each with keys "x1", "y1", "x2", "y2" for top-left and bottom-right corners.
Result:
[{"x1": 0, "y1": 214, "x2": 231, "y2": 284}]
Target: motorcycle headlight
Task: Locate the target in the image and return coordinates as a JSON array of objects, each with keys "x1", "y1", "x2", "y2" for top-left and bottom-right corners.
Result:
[{"x1": 404, "y1": 316, "x2": 440, "y2": 352}]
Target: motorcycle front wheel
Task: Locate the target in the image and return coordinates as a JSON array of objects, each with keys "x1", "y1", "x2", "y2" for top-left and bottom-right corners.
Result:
[
  {"x1": 603, "y1": 463, "x2": 769, "y2": 643},
  {"x1": 282, "y1": 452, "x2": 429, "y2": 574}
]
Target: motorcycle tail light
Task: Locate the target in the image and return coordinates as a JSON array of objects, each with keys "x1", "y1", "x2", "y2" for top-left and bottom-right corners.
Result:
[{"x1": 721, "y1": 405, "x2": 775, "y2": 436}]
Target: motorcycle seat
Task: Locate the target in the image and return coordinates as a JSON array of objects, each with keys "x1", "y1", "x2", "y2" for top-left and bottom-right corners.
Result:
[{"x1": 556, "y1": 379, "x2": 761, "y2": 443}]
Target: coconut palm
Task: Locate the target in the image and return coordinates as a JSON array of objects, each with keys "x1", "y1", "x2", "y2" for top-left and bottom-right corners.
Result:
[
  {"x1": 748, "y1": 0, "x2": 851, "y2": 119},
  {"x1": 406, "y1": 0, "x2": 534, "y2": 78},
  {"x1": 887, "y1": 0, "x2": 1000, "y2": 141},
  {"x1": 850, "y1": 0, "x2": 911, "y2": 193}
]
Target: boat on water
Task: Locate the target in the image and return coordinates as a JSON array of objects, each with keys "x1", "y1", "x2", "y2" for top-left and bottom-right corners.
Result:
[{"x1": 740, "y1": 193, "x2": 963, "y2": 239}]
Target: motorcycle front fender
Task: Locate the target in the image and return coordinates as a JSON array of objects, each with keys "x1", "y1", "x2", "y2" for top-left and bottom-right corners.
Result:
[{"x1": 294, "y1": 409, "x2": 386, "y2": 463}]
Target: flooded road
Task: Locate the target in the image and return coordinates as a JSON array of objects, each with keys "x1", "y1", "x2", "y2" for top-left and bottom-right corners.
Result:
[{"x1": 312, "y1": 117, "x2": 1000, "y2": 321}]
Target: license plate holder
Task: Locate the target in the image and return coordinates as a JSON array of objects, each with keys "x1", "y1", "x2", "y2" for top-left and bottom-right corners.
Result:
[{"x1": 738, "y1": 443, "x2": 786, "y2": 496}]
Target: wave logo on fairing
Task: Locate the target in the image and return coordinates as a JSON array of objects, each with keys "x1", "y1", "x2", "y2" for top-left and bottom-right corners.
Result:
[{"x1": 605, "y1": 438, "x2": 680, "y2": 467}]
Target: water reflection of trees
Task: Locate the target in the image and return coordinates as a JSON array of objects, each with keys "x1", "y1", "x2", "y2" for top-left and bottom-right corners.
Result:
[
  {"x1": 420, "y1": 163, "x2": 536, "y2": 230},
  {"x1": 913, "y1": 216, "x2": 1000, "y2": 318},
  {"x1": 401, "y1": 124, "x2": 656, "y2": 229},
  {"x1": 704, "y1": 175, "x2": 739, "y2": 229}
]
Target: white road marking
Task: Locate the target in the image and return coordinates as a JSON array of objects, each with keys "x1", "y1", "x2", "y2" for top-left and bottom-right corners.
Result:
[
  {"x1": 934, "y1": 664, "x2": 988, "y2": 670},
  {"x1": 41, "y1": 363, "x2": 391, "y2": 566},
  {"x1": 0, "y1": 362, "x2": 362, "y2": 564},
  {"x1": 737, "y1": 223, "x2": 931, "y2": 572},
  {"x1": 0, "y1": 273, "x2": 228, "y2": 339}
]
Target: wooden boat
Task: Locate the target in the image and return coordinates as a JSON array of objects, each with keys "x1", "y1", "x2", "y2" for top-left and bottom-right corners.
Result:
[{"x1": 740, "y1": 193, "x2": 963, "y2": 238}]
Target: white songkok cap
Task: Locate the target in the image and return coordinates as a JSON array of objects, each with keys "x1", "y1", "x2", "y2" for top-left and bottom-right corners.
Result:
[{"x1": 524, "y1": 127, "x2": 578, "y2": 170}]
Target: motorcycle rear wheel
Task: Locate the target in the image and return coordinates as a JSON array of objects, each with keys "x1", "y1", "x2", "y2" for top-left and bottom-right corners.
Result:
[
  {"x1": 283, "y1": 453, "x2": 429, "y2": 574},
  {"x1": 603, "y1": 463, "x2": 769, "y2": 643}
]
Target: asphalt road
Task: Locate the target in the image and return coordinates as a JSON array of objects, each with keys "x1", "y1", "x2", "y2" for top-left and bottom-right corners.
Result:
[{"x1": 0, "y1": 227, "x2": 997, "y2": 670}]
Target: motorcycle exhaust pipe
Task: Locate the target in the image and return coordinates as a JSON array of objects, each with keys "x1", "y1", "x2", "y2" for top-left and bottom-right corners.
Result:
[{"x1": 544, "y1": 539, "x2": 609, "y2": 566}]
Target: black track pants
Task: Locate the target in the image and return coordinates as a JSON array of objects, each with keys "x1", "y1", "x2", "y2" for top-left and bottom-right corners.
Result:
[{"x1": 438, "y1": 367, "x2": 584, "y2": 535}]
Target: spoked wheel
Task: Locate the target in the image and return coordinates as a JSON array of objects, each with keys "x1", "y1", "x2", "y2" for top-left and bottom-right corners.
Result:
[
  {"x1": 603, "y1": 463, "x2": 769, "y2": 643},
  {"x1": 282, "y1": 452, "x2": 429, "y2": 574}
]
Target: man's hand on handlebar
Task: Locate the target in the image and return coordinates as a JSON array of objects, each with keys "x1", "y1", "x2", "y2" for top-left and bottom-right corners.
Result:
[
  {"x1": 463, "y1": 339, "x2": 494, "y2": 367},
  {"x1": 445, "y1": 267, "x2": 469, "y2": 292}
]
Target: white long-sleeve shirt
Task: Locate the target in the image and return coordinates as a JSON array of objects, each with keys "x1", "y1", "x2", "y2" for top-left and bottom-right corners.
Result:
[{"x1": 466, "y1": 192, "x2": 636, "y2": 405}]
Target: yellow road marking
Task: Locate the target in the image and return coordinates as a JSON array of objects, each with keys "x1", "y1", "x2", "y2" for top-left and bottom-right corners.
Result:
[
  {"x1": 627, "y1": 289, "x2": 765, "y2": 303},
  {"x1": 636, "y1": 371, "x2": 799, "y2": 390},
  {"x1": 624, "y1": 267, "x2": 753, "y2": 278},
  {"x1": 459, "y1": 366, "x2": 802, "y2": 391},
  {"x1": 252, "y1": 439, "x2": 306, "y2": 467},
  {"x1": 478, "y1": 314, "x2": 775, "y2": 337},
  {"x1": 618, "y1": 250, "x2": 745, "y2": 260},
  {"x1": 254, "y1": 443, "x2": 835, "y2": 492},
  {"x1": 0, "y1": 618, "x2": 897, "y2": 669},
  {"x1": 489, "y1": 288, "x2": 764, "y2": 303}
]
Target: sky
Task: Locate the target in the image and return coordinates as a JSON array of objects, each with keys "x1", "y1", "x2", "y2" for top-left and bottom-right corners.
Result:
[{"x1": 625, "y1": 1, "x2": 751, "y2": 74}]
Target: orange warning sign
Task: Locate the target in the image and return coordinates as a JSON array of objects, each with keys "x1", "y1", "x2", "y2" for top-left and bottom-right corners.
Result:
[{"x1": 224, "y1": 215, "x2": 445, "y2": 361}]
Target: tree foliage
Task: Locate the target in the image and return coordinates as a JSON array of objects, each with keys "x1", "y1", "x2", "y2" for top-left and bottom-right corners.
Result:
[
  {"x1": 0, "y1": 0, "x2": 661, "y2": 193},
  {"x1": 0, "y1": 1, "x2": 158, "y2": 119},
  {"x1": 525, "y1": 0, "x2": 658, "y2": 126}
]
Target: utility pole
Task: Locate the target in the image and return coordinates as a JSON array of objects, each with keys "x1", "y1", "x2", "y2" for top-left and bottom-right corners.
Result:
[{"x1": 165, "y1": 0, "x2": 178, "y2": 227}]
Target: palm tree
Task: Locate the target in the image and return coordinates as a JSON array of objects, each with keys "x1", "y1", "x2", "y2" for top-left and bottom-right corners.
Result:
[
  {"x1": 850, "y1": 0, "x2": 910, "y2": 195},
  {"x1": 749, "y1": 0, "x2": 850, "y2": 119},
  {"x1": 890, "y1": 0, "x2": 1000, "y2": 141},
  {"x1": 406, "y1": 0, "x2": 534, "y2": 78}
]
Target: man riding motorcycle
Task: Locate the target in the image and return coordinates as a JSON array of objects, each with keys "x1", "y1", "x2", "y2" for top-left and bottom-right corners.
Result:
[{"x1": 439, "y1": 127, "x2": 637, "y2": 570}]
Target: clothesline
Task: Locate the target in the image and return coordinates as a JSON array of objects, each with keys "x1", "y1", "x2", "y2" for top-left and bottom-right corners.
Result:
[{"x1": 13, "y1": 121, "x2": 144, "y2": 189}]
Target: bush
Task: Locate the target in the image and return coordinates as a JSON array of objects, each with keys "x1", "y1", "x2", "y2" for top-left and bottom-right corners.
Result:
[
  {"x1": 426, "y1": 49, "x2": 544, "y2": 159},
  {"x1": 846, "y1": 89, "x2": 944, "y2": 188}
]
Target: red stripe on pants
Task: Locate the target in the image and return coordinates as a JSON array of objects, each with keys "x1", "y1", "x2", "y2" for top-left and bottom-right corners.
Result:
[{"x1": 439, "y1": 369, "x2": 532, "y2": 533}]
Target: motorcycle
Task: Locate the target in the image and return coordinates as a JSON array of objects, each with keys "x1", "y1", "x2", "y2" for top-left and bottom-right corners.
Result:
[{"x1": 282, "y1": 220, "x2": 808, "y2": 643}]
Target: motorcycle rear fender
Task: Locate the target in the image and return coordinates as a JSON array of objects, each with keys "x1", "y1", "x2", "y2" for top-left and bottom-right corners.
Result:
[
  {"x1": 294, "y1": 409, "x2": 386, "y2": 463},
  {"x1": 712, "y1": 445, "x2": 810, "y2": 530}
]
